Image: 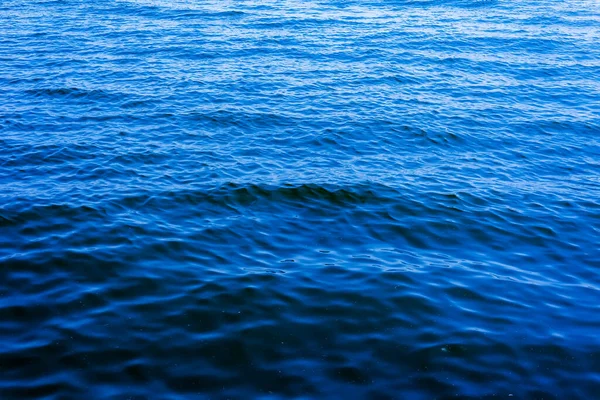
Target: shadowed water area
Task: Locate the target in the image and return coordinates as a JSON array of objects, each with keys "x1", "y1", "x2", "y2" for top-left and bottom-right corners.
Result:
[{"x1": 1, "y1": 0, "x2": 600, "y2": 398}]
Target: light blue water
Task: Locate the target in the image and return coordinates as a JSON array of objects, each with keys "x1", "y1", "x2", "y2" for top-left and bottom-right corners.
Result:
[{"x1": 1, "y1": 0, "x2": 600, "y2": 398}]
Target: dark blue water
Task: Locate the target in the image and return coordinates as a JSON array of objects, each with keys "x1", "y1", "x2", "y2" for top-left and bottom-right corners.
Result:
[{"x1": 1, "y1": 0, "x2": 600, "y2": 398}]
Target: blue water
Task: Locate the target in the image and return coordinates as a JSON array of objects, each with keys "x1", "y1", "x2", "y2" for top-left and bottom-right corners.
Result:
[{"x1": 1, "y1": 0, "x2": 600, "y2": 398}]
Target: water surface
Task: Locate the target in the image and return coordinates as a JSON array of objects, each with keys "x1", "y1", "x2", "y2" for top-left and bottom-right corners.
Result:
[{"x1": 1, "y1": 0, "x2": 600, "y2": 398}]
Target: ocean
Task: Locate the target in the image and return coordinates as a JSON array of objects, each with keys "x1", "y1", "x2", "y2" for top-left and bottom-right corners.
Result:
[{"x1": 1, "y1": 0, "x2": 599, "y2": 398}]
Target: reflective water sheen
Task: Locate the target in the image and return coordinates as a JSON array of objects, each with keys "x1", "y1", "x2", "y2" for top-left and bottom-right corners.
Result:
[{"x1": 1, "y1": 0, "x2": 600, "y2": 398}]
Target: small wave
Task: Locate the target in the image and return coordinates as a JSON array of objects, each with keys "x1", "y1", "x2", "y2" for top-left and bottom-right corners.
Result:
[
  {"x1": 112, "y1": 183, "x2": 392, "y2": 215},
  {"x1": 391, "y1": 0, "x2": 498, "y2": 8},
  {"x1": 24, "y1": 87, "x2": 120, "y2": 102}
]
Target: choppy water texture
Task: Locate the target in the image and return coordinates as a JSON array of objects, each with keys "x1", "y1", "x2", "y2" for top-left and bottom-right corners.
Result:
[{"x1": 1, "y1": 0, "x2": 600, "y2": 398}]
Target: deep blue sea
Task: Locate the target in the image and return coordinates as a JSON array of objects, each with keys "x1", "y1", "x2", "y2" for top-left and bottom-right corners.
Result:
[{"x1": 1, "y1": 0, "x2": 600, "y2": 398}]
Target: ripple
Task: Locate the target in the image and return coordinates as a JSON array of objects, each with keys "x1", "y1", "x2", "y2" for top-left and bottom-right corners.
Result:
[{"x1": 2, "y1": 0, "x2": 600, "y2": 398}]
